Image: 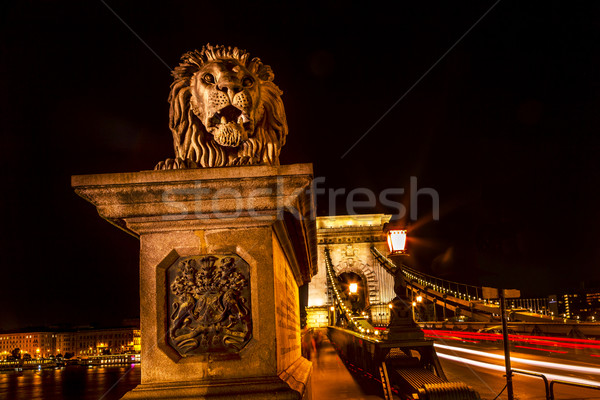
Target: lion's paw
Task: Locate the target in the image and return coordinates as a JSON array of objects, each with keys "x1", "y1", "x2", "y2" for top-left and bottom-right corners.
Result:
[
  {"x1": 231, "y1": 156, "x2": 259, "y2": 166},
  {"x1": 154, "y1": 158, "x2": 198, "y2": 170}
]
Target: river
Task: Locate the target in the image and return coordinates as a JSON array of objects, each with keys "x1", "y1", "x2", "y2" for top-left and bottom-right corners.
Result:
[{"x1": 0, "y1": 365, "x2": 141, "y2": 400}]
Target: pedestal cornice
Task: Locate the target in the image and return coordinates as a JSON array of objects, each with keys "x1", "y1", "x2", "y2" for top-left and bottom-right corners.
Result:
[{"x1": 72, "y1": 163, "x2": 317, "y2": 283}]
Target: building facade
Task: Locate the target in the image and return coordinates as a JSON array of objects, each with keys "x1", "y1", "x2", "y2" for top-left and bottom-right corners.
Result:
[
  {"x1": 0, "y1": 327, "x2": 141, "y2": 359},
  {"x1": 0, "y1": 332, "x2": 57, "y2": 359},
  {"x1": 553, "y1": 291, "x2": 600, "y2": 321}
]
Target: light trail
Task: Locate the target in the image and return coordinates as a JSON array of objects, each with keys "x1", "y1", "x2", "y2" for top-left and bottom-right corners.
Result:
[
  {"x1": 437, "y1": 352, "x2": 600, "y2": 387},
  {"x1": 435, "y1": 343, "x2": 600, "y2": 375},
  {"x1": 514, "y1": 345, "x2": 567, "y2": 354},
  {"x1": 424, "y1": 329, "x2": 600, "y2": 350}
]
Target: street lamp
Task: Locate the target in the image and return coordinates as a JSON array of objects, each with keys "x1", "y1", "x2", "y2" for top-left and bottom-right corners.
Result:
[
  {"x1": 412, "y1": 295, "x2": 423, "y2": 320},
  {"x1": 386, "y1": 229, "x2": 407, "y2": 255},
  {"x1": 349, "y1": 283, "x2": 358, "y2": 294}
]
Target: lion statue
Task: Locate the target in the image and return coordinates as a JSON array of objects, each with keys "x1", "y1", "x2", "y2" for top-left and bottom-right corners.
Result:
[{"x1": 155, "y1": 44, "x2": 288, "y2": 169}]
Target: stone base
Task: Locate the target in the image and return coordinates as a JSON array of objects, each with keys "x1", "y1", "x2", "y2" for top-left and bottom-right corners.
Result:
[
  {"x1": 121, "y1": 357, "x2": 312, "y2": 400},
  {"x1": 72, "y1": 165, "x2": 316, "y2": 400}
]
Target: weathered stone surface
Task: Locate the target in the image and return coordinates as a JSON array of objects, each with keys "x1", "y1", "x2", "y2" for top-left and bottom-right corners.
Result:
[
  {"x1": 72, "y1": 164, "x2": 316, "y2": 399},
  {"x1": 72, "y1": 163, "x2": 317, "y2": 283},
  {"x1": 120, "y1": 357, "x2": 312, "y2": 399}
]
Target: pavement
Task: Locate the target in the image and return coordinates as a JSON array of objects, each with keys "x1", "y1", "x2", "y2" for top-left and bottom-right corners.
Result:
[{"x1": 310, "y1": 339, "x2": 385, "y2": 400}]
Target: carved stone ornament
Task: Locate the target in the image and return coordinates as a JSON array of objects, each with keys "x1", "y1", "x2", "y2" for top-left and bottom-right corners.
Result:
[
  {"x1": 167, "y1": 254, "x2": 252, "y2": 356},
  {"x1": 155, "y1": 44, "x2": 288, "y2": 170}
]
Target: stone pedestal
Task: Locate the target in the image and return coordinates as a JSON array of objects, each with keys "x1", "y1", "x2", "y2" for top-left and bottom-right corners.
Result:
[{"x1": 72, "y1": 164, "x2": 317, "y2": 399}]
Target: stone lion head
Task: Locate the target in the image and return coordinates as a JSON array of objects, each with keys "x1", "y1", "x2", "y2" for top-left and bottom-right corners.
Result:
[{"x1": 155, "y1": 44, "x2": 288, "y2": 169}]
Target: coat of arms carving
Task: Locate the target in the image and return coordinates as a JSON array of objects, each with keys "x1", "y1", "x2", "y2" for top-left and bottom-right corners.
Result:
[{"x1": 167, "y1": 254, "x2": 251, "y2": 356}]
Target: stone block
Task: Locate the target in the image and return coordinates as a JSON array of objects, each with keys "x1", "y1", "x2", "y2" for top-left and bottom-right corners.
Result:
[{"x1": 72, "y1": 164, "x2": 316, "y2": 399}]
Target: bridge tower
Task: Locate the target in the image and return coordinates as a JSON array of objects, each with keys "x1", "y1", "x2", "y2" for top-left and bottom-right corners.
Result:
[{"x1": 306, "y1": 214, "x2": 396, "y2": 327}]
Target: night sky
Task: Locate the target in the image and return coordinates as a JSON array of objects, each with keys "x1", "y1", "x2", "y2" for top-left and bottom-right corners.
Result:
[{"x1": 1, "y1": 1, "x2": 600, "y2": 330}]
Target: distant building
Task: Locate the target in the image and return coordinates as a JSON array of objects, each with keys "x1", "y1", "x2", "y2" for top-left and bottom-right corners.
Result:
[
  {"x1": 63, "y1": 327, "x2": 141, "y2": 356},
  {"x1": 554, "y1": 291, "x2": 600, "y2": 321},
  {"x1": 0, "y1": 332, "x2": 58, "y2": 358},
  {"x1": 0, "y1": 326, "x2": 140, "y2": 359},
  {"x1": 584, "y1": 292, "x2": 600, "y2": 321}
]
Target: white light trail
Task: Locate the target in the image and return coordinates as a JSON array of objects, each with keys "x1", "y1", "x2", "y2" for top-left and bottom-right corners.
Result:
[
  {"x1": 437, "y1": 353, "x2": 600, "y2": 387},
  {"x1": 434, "y1": 343, "x2": 600, "y2": 375}
]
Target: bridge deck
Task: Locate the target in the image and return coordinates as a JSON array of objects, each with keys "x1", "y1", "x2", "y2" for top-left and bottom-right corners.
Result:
[{"x1": 311, "y1": 338, "x2": 392, "y2": 399}]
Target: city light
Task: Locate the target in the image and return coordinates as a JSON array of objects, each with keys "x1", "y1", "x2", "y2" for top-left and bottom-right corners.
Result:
[{"x1": 349, "y1": 283, "x2": 358, "y2": 294}]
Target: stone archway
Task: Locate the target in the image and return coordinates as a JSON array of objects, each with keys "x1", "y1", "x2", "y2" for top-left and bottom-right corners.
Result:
[{"x1": 334, "y1": 258, "x2": 381, "y2": 306}]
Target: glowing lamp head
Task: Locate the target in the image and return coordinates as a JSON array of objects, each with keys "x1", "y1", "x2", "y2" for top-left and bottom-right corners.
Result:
[
  {"x1": 330, "y1": 306, "x2": 335, "y2": 311},
  {"x1": 387, "y1": 229, "x2": 407, "y2": 255},
  {"x1": 416, "y1": 295, "x2": 423, "y2": 303},
  {"x1": 349, "y1": 283, "x2": 358, "y2": 294}
]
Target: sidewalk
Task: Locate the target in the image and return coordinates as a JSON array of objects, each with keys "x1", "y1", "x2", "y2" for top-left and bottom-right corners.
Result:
[{"x1": 310, "y1": 339, "x2": 384, "y2": 400}]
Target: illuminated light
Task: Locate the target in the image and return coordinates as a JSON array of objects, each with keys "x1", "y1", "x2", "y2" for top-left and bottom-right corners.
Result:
[
  {"x1": 424, "y1": 334, "x2": 480, "y2": 344},
  {"x1": 412, "y1": 302, "x2": 416, "y2": 307},
  {"x1": 349, "y1": 283, "x2": 358, "y2": 294},
  {"x1": 416, "y1": 295, "x2": 423, "y2": 303},
  {"x1": 388, "y1": 304, "x2": 393, "y2": 309},
  {"x1": 514, "y1": 345, "x2": 567, "y2": 354},
  {"x1": 330, "y1": 306, "x2": 335, "y2": 311},
  {"x1": 387, "y1": 229, "x2": 407, "y2": 255},
  {"x1": 434, "y1": 344, "x2": 600, "y2": 375},
  {"x1": 436, "y1": 352, "x2": 600, "y2": 387}
]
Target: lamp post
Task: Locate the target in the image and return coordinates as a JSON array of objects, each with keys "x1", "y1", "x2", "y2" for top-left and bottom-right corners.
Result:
[
  {"x1": 413, "y1": 295, "x2": 423, "y2": 321},
  {"x1": 329, "y1": 305, "x2": 336, "y2": 326}
]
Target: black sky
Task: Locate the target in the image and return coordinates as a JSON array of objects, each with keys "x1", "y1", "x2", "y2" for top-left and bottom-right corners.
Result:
[{"x1": 1, "y1": 1, "x2": 600, "y2": 330}]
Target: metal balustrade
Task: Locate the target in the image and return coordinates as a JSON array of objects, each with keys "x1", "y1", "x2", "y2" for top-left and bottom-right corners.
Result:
[{"x1": 371, "y1": 246, "x2": 482, "y2": 301}]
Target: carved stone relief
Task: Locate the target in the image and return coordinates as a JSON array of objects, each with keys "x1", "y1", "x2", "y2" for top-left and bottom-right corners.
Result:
[{"x1": 167, "y1": 254, "x2": 251, "y2": 356}]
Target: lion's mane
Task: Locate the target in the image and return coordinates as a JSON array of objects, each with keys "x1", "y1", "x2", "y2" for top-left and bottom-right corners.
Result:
[{"x1": 159, "y1": 44, "x2": 288, "y2": 169}]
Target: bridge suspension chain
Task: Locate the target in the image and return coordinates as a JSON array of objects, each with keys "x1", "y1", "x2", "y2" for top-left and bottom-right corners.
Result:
[
  {"x1": 324, "y1": 247, "x2": 376, "y2": 335},
  {"x1": 370, "y1": 246, "x2": 483, "y2": 302}
]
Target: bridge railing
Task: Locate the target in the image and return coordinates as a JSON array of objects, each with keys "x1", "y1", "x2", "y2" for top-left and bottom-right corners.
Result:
[
  {"x1": 511, "y1": 369, "x2": 600, "y2": 400},
  {"x1": 370, "y1": 247, "x2": 559, "y2": 321},
  {"x1": 371, "y1": 246, "x2": 483, "y2": 302}
]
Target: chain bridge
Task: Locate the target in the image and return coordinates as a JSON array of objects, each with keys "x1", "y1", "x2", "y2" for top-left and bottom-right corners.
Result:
[{"x1": 304, "y1": 214, "x2": 600, "y2": 400}]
